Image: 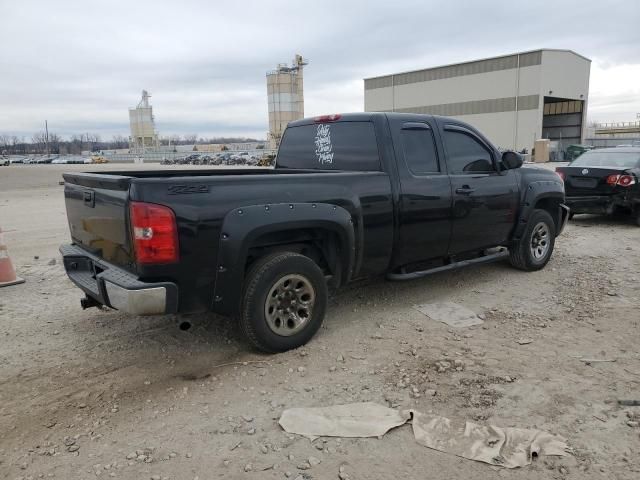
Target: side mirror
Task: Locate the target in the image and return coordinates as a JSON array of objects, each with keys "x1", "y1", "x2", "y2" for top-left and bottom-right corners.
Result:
[{"x1": 501, "y1": 151, "x2": 523, "y2": 170}]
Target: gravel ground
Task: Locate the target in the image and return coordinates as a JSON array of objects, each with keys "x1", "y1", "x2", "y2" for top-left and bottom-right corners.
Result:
[{"x1": 1, "y1": 164, "x2": 639, "y2": 480}]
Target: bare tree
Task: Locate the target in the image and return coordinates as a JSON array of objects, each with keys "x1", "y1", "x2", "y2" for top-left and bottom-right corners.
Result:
[
  {"x1": 0, "y1": 134, "x2": 9, "y2": 154},
  {"x1": 48, "y1": 133, "x2": 61, "y2": 154},
  {"x1": 111, "y1": 135, "x2": 129, "y2": 149},
  {"x1": 10, "y1": 136, "x2": 23, "y2": 154},
  {"x1": 183, "y1": 134, "x2": 198, "y2": 145},
  {"x1": 31, "y1": 131, "x2": 48, "y2": 154}
]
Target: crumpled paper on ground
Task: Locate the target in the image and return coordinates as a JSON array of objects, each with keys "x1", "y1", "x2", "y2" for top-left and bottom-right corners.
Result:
[{"x1": 279, "y1": 402, "x2": 569, "y2": 468}]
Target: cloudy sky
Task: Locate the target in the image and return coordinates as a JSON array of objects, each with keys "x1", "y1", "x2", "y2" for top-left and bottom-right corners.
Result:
[{"x1": 1, "y1": 0, "x2": 639, "y2": 140}]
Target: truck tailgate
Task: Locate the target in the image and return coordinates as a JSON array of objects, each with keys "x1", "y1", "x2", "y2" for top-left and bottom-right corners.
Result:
[{"x1": 63, "y1": 173, "x2": 134, "y2": 269}]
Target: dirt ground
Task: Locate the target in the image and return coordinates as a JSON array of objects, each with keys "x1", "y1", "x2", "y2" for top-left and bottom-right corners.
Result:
[{"x1": 1, "y1": 164, "x2": 639, "y2": 480}]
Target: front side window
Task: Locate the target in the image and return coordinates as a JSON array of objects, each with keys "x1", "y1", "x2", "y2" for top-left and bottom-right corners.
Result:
[
  {"x1": 400, "y1": 128, "x2": 440, "y2": 175},
  {"x1": 443, "y1": 129, "x2": 495, "y2": 174}
]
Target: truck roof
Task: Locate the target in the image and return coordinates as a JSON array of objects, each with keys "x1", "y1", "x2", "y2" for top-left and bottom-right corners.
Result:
[{"x1": 288, "y1": 112, "x2": 445, "y2": 127}]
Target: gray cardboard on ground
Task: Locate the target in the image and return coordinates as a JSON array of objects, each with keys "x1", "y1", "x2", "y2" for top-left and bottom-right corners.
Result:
[{"x1": 413, "y1": 301, "x2": 483, "y2": 328}]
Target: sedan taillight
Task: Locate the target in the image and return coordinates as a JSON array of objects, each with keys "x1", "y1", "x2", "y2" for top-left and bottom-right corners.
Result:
[
  {"x1": 617, "y1": 174, "x2": 636, "y2": 187},
  {"x1": 606, "y1": 174, "x2": 636, "y2": 187},
  {"x1": 129, "y1": 201, "x2": 179, "y2": 264}
]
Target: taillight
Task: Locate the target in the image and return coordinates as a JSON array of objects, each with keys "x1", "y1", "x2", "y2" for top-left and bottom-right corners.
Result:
[
  {"x1": 314, "y1": 114, "x2": 342, "y2": 123},
  {"x1": 606, "y1": 174, "x2": 619, "y2": 186},
  {"x1": 606, "y1": 174, "x2": 636, "y2": 187},
  {"x1": 617, "y1": 175, "x2": 636, "y2": 187},
  {"x1": 555, "y1": 169, "x2": 565, "y2": 181},
  {"x1": 129, "y1": 201, "x2": 179, "y2": 264}
]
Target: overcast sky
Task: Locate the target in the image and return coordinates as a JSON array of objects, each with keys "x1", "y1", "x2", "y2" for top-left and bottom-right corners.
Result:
[{"x1": 1, "y1": 0, "x2": 639, "y2": 140}]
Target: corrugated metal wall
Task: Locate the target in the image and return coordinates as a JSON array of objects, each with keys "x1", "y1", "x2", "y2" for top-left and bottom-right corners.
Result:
[
  {"x1": 395, "y1": 95, "x2": 539, "y2": 116},
  {"x1": 365, "y1": 51, "x2": 542, "y2": 90}
]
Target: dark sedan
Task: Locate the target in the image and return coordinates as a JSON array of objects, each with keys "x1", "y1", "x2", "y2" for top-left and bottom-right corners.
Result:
[{"x1": 556, "y1": 147, "x2": 640, "y2": 225}]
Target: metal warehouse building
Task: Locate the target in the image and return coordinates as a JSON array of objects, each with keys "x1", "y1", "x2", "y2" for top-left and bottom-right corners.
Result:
[{"x1": 364, "y1": 49, "x2": 591, "y2": 153}]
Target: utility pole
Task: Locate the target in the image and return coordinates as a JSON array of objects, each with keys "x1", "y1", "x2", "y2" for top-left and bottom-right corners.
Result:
[{"x1": 45, "y1": 120, "x2": 49, "y2": 156}]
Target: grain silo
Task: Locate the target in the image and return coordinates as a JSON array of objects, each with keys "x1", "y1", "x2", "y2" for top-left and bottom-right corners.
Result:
[
  {"x1": 129, "y1": 90, "x2": 159, "y2": 152},
  {"x1": 267, "y1": 54, "x2": 307, "y2": 149}
]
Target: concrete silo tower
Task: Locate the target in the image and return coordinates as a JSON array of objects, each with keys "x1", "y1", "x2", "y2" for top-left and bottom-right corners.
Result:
[
  {"x1": 129, "y1": 90, "x2": 159, "y2": 153},
  {"x1": 267, "y1": 54, "x2": 307, "y2": 149}
]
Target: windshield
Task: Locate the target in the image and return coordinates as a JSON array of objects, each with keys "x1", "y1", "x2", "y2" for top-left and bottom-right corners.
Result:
[{"x1": 570, "y1": 151, "x2": 640, "y2": 168}]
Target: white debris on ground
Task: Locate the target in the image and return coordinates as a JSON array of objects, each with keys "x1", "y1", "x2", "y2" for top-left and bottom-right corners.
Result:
[{"x1": 279, "y1": 402, "x2": 569, "y2": 468}]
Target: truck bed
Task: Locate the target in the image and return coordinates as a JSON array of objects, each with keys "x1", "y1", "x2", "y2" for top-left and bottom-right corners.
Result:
[{"x1": 62, "y1": 168, "x2": 394, "y2": 312}]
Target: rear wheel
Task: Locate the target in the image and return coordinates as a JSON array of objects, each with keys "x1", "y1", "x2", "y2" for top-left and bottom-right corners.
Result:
[
  {"x1": 240, "y1": 252, "x2": 327, "y2": 353},
  {"x1": 509, "y1": 209, "x2": 556, "y2": 271}
]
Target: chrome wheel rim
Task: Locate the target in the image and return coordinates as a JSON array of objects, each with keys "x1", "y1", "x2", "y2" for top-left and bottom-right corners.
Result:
[
  {"x1": 264, "y1": 274, "x2": 315, "y2": 336},
  {"x1": 530, "y1": 222, "x2": 550, "y2": 260}
]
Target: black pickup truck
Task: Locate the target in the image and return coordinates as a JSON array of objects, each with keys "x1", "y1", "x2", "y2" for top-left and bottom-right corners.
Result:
[{"x1": 60, "y1": 113, "x2": 568, "y2": 352}]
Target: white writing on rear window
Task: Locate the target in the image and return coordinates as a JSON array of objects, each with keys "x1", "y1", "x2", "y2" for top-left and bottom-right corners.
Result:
[{"x1": 315, "y1": 124, "x2": 334, "y2": 165}]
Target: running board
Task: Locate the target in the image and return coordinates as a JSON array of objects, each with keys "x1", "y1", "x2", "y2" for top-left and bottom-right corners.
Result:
[{"x1": 386, "y1": 249, "x2": 509, "y2": 281}]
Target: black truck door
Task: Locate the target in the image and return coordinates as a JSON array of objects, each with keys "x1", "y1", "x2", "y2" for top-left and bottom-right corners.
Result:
[
  {"x1": 390, "y1": 117, "x2": 453, "y2": 267},
  {"x1": 440, "y1": 123, "x2": 519, "y2": 254}
]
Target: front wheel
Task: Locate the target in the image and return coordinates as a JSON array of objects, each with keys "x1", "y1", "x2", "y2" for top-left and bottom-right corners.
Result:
[
  {"x1": 240, "y1": 252, "x2": 328, "y2": 353},
  {"x1": 509, "y1": 209, "x2": 556, "y2": 271}
]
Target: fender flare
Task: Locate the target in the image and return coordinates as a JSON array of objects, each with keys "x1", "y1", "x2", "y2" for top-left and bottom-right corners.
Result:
[
  {"x1": 212, "y1": 202, "x2": 355, "y2": 315},
  {"x1": 513, "y1": 180, "x2": 565, "y2": 240}
]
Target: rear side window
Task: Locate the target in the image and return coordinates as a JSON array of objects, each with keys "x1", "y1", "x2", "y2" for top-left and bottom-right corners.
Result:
[
  {"x1": 277, "y1": 122, "x2": 381, "y2": 171},
  {"x1": 400, "y1": 129, "x2": 440, "y2": 174},
  {"x1": 443, "y1": 130, "x2": 495, "y2": 174}
]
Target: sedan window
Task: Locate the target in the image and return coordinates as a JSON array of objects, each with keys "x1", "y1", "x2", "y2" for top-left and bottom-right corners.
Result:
[{"x1": 571, "y1": 152, "x2": 640, "y2": 168}]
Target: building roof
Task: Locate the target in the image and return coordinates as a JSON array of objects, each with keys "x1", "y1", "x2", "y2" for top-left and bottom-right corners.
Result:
[{"x1": 364, "y1": 49, "x2": 590, "y2": 83}]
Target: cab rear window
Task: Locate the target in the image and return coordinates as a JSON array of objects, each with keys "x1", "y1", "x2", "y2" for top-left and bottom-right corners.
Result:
[{"x1": 276, "y1": 122, "x2": 381, "y2": 171}]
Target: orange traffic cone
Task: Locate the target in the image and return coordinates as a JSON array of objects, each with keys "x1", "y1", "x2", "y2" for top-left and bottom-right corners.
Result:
[{"x1": 0, "y1": 227, "x2": 24, "y2": 287}]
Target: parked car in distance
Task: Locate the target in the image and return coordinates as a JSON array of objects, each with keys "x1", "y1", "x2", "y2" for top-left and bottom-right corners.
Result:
[
  {"x1": 1, "y1": 157, "x2": 9, "y2": 166},
  {"x1": 556, "y1": 147, "x2": 640, "y2": 225},
  {"x1": 36, "y1": 155, "x2": 58, "y2": 164},
  {"x1": 565, "y1": 144, "x2": 593, "y2": 161},
  {"x1": 60, "y1": 112, "x2": 568, "y2": 353}
]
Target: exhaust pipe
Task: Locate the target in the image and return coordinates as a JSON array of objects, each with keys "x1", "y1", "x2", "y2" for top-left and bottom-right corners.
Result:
[
  {"x1": 178, "y1": 320, "x2": 192, "y2": 331},
  {"x1": 80, "y1": 295, "x2": 103, "y2": 310}
]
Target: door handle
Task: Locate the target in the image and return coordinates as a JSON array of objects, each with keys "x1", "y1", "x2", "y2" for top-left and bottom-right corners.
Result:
[
  {"x1": 83, "y1": 191, "x2": 95, "y2": 207},
  {"x1": 455, "y1": 187, "x2": 475, "y2": 195}
]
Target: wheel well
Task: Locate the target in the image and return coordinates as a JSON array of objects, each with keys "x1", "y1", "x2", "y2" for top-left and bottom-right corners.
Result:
[
  {"x1": 245, "y1": 228, "x2": 344, "y2": 286},
  {"x1": 534, "y1": 197, "x2": 561, "y2": 231}
]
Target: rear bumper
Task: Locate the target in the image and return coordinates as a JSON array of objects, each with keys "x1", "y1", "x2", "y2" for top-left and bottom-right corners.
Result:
[
  {"x1": 565, "y1": 195, "x2": 631, "y2": 214},
  {"x1": 59, "y1": 244, "x2": 178, "y2": 315}
]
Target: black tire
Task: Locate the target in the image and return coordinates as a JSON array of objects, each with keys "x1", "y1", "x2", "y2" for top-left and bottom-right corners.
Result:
[
  {"x1": 509, "y1": 209, "x2": 556, "y2": 271},
  {"x1": 240, "y1": 252, "x2": 327, "y2": 353},
  {"x1": 635, "y1": 209, "x2": 640, "y2": 227}
]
